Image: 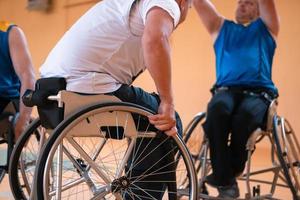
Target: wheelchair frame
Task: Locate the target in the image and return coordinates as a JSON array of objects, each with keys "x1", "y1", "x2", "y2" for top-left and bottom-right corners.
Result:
[
  {"x1": 8, "y1": 79, "x2": 299, "y2": 200},
  {"x1": 10, "y1": 90, "x2": 198, "y2": 200},
  {"x1": 0, "y1": 102, "x2": 18, "y2": 182},
  {"x1": 180, "y1": 100, "x2": 300, "y2": 200}
]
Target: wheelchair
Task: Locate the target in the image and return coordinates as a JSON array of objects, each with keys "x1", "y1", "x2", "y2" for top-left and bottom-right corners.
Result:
[
  {"x1": 0, "y1": 100, "x2": 18, "y2": 182},
  {"x1": 9, "y1": 77, "x2": 197, "y2": 200},
  {"x1": 0, "y1": 99, "x2": 42, "y2": 200},
  {"x1": 177, "y1": 99, "x2": 300, "y2": 200},
  {"x1": 9, "y1": 117, "x2": 45, "y2": 199}
]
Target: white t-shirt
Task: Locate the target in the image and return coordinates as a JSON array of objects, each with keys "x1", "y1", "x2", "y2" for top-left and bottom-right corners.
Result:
[{"x1": 40, "y1": 0, "x2": 180, "y2": 94}]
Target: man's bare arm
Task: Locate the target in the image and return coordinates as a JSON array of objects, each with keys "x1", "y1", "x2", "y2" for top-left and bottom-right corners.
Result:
[
  {"x1": 142, "y1": 7, "x2": 177, "y2": 135},
  {"x1": 258, "y1": 0, "x2": 280, "y2": 37},
  {"x1": 8, "y1": 26, "x2": 35, "y2": 139},
  {"x1": 193, "y1": 0, "x2": 224, "y2": 37}
]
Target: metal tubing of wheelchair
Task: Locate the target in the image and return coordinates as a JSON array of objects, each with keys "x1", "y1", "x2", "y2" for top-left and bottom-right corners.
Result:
[
  {"x1": 116, "y1": 137, "x2": 136, "y2": 178},
  {"x1": 136, "y1": 132, "x2": 157, "y2": 138},
  {"x1": 62, "y1": 145, "x2": 85, "y2": 174},
  {"x1": 285, "y1": 131, "x2": 300, "y2": 164},
  {"x1": 20, "y1": 158, "x2": 32, "y2": 194},
  {"x1": 49, "y1": 177, "x2": 85, "y2": 197},
  {"x1": 285, "y1": 120, "x2": 300, "y2": 155},
  {"x1": 80, "y1": 138, "x2": 109, "y2": 195},
  {"x1": 280, "y1": 118, "x2": 300, "y2": 192},
  {"x1": 30, "y1": 127, "x2": 47, "y2": 200},
  {"x1": 267, "y1": 131, "x2": 291, "y2": 196},
  {"x1": 90, "y1": 185, "x2": 112, "y2": 200},
  {"x1": 269, "y1": 135, "x2": 278, "y2": 167},
  {"x1": 272, "y1": 115, "x2": 298, "y2": 199},
  {"x1": 66, "y1": 138, "x2": 111, "y2": 183},
  {"x1": 280, "y1": 118, "x2": 288, "y2": 154},
  {"x1": 86, "y1": 139, "x2": 107, "y2": 172},
  {"x1": 242, "y1": 165, "x2": 282, "y2": 177},
  {"x1": 38, "y1": 127, "x2": 47, "y2": 152},
  {"x1": 277, "y1": 173, "x2": 289, "y2": 185},
  {"x1": 245, "y1": 150, "x2": 252, "y2": 197},
  {"x1": 55, "y1": 143, "x2": 63, "y2": 200},
  {"x1": 61, "y1": 145, "x2": 98, "y2": 193},
  {"x1": 200, "y1": 141, "x2": 209, "y2": 187},
  {"x1": 270, "y1": 166, "x2": 281, "y2": 195}
]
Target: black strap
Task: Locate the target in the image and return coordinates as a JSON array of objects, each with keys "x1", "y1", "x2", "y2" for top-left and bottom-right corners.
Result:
[{"x1": 212, "y1": 86, "x2": 278, "y2": 102}]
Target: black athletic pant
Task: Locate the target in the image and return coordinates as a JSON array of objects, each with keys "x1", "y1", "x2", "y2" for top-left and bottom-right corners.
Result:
[
  {"x1": 111, "y1": 84, "x2": 182, "y2": 199},
  {"x1": 203, "y1": 89, "x2": 272, "y2": 186}
]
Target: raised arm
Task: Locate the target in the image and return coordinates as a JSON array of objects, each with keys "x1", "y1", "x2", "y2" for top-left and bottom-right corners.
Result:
[
  {"x1": 8, "y1": 26, "x2": 35, "y2": 139},
  {"x1": 193, "y1": 0, "x2": 224, "y2": 37},
  {"x1": 258, "y1": 0, "x2": 280, "y2": 37},
  {"x1": 142, "y1": 7, "x2": 177, "y2": 136}
]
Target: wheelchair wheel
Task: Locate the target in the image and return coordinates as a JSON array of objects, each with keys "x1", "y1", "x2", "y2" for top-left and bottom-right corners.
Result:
[
  {"x1": 9, "y1": 118, "x2": 46, "y2": 200},
  {"x1": 177, "y1": 112, "x2": 210, "y2": 196},
  {"x1": 273, "y1": 115, "x2": 300, "y2": 199},
  {"x1": 35, "y1": 102, "x2": 197, "y2": 200}
]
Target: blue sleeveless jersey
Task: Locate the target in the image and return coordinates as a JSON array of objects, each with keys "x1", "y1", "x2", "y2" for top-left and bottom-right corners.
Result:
[
  {"x1": 214, "y1": 18, "x2": 277, "y2": 93},
  {"x1": 0, "y1": 21, "x2": 20, "y2": 99}
]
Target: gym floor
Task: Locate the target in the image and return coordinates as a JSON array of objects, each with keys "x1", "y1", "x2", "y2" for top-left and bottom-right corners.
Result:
[{"x1": 0, "y1": 145, "x2": 293, "y2": 200}]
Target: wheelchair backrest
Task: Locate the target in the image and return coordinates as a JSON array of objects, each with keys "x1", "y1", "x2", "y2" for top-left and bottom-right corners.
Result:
[{"x1": 35, "y1": 77, "x2": 67, "y2": 129}]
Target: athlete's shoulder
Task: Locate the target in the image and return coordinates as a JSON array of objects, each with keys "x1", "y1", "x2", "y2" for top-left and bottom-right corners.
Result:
[{"x1": 0, "y1": 21, "x2": 15, "y2": 32}]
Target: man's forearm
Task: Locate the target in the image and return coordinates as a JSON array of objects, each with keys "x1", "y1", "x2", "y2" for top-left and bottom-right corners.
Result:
[
  {"x1": 18, "y1": 72, "x2": 35, "y2": 122},
  {"x1": 143, "y1": 34, "x2": 174, "y2": 104},
  {"x1": 8, "y1": 26, "x2": 35, "y2": 122}
]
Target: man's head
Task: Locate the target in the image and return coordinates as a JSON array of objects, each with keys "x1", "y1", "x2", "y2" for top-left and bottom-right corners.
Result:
[
  {"x1": 177, "y1": 0, "x2": 192, "y2": 25},
  {"x1": 235, "y1": 0, "x2": 259, "y2": 24}
]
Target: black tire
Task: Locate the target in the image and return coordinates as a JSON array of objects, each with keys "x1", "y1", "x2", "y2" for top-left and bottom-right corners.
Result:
[
  {"x1": 272, "y1": 115, "x2": 300, "y2": 200},
  {"x1": 9, "y1": 119, "x2": 43, "y2": 200},
  {"x1": 177, "y1": 112, "x2": 209, "y2": 196},
  {"x1": 183, "y1": 112, "x2": 206, "y2": 162},
  {"x1": 35, "y1": 102, "x2": 197, "y2": 200},
  {"x1": 283, "y1": 118, "x2": 300, "y2": 198}
]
